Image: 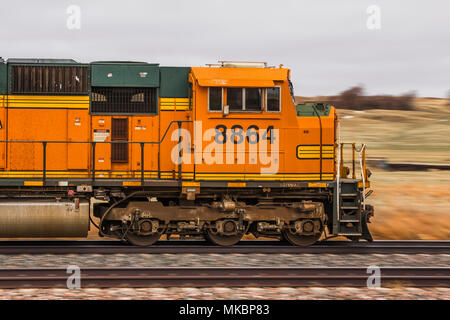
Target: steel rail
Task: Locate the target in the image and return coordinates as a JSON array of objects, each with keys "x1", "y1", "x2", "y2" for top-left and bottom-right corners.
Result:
[
  {"x1": 0, "y1": 240, "x2": 448, "y2": 255},
  {"x1": 0, "y1": 267, "x2": 448, "y2": 288}
]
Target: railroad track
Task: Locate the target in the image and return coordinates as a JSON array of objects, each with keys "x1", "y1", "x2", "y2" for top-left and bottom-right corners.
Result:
[
  {"x1": 0, "y1": 240, "x2": 448, "y2": 254},
  {"x1": 0, "y1": 267, "x2": 448, "y2": 288}
]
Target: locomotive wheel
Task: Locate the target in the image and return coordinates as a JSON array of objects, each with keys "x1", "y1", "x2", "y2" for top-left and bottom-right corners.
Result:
[
  {"x1": 205, "y1": 220, "x2": 244, "y2": 246},
  {"x1": 126, "y1": 231, "x2": 161, "y2": 246},
  {"x1": 205, "y1": 231, "x2": 243, "y2": 246},
  {"x1": 282, "y1": 228, "x2": 322, "y2": 247},
  {"x1": 347, "y1": 236, "x2": 360, "y2": 243},
  {"x1": 203, "y1": 234, "x2": 215, "y2": 244}
]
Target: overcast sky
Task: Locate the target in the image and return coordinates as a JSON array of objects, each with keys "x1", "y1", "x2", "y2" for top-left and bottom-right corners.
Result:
[{"x1": 0, "y1": 0, "x2": 449, "y2": 97}]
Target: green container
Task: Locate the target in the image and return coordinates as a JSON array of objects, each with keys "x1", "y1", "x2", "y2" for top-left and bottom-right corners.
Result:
[
  {"x1": 159, "y1": 67, "x2": 190, "y2": 98},
  {"x1": 91, "y1": 62, "x2": 159, "y2": 87}
]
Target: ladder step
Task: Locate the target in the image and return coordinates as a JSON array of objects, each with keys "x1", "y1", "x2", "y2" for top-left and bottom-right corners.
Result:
[
  {"x1": 338, "y1": 233, "x2": 361, "y2": 236},
  {"x1": 340, "y1": 219, "x2": 360, "y2": 223},
  {"x1": 341, "y1": 206, "x2": 359, "y2": 210},
  {"x1": 341, "y1": 193, "x2": 358, "y2": 197}
]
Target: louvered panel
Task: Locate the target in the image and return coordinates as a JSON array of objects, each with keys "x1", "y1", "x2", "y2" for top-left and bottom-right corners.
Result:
[
  {"x1": 111, "y1": 118, "x2": 128, "y2": 163},
  {"x1": 11, "y1": 65, "x2": 88, "y2": 94},
  {"x1": 91, "y1": 87, "x2": 157, "y2": 114}
]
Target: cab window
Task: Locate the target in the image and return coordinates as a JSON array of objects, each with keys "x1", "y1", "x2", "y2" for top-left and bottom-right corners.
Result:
[
  {"x1": 245, "y1": 88, "x2": 262, "y2": 111},
  {"x1": 267, "y1": 87, "x2": 281, "y2": 112},
  {"x1": 226, "y1": 87, "x2": 262, "y2": 112},
  {"x1": 208, "y1": 87, "x2": 222, "y2": 111},
  {"x1": 227, "y1": 88, "x2": 243, "y2": 111}
]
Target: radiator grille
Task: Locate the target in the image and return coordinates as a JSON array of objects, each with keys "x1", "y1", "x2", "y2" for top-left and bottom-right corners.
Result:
[
  {"x1": 12, "y1": 65, "x2": 89, "y2": 94},
  {"x1": 91, "y1": 87, "x2": 157, "y2": 114}
]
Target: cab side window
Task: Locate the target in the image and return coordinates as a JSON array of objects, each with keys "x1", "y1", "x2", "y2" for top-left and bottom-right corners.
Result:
[
  {"x1": 208, "y1": 87, "x2": 222, "y2": 111},
  {"x1": 245, "y1": 88, "x2": 262, "y2": 111},
  {"x1": 267, "y1": 87, "x2": 281, "y2": 112},
  {"x1": 208, "y1": 86, "x2": 280, "y2": 113},
  {"x1": 226, "y1": 87, "x2": 262, "y2": 112},
  {"x1": 227, "y1": 88, "x2": 243, "y2": 111}
]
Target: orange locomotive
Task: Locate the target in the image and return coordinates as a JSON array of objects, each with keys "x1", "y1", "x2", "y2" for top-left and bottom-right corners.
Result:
[{"x1": 0, "y1": 58, "x2": 373, "y2": 246}]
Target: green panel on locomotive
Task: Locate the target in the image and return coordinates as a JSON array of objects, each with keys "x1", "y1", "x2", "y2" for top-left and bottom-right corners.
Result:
[
  {"x1": 159, "y1": 67, "x2": 190, "y2": 98},
  {"x1": 0, "y1": 58, "x2": 7, "y2": 94},
  {"x1": 91, "y1": 61, "x2": 160, "y2": 87}
]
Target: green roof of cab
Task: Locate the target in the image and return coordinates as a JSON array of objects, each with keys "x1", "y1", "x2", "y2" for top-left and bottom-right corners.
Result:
[
  {"x1": 296, "y1": 102, "x2": 331, "y2": 117},
  {"x1": 0, "y1": 58, "x2": 6, "y2": 94}
]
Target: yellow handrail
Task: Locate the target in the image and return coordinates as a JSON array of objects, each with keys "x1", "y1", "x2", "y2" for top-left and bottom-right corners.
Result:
[{"x1": 338, "y1": 142, "x2": 367, "y2": 181}]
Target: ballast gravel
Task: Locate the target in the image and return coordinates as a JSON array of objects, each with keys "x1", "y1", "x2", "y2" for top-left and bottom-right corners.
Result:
[
  {"x1": 0, "y1": 253, "x2": 448, "y2": 299},
  {"x1": 0, "y1": 253, "x2": 448, "y2": 268},
  {"x1": 0, "y1": 287, "x2": 448, "y2": 300}
]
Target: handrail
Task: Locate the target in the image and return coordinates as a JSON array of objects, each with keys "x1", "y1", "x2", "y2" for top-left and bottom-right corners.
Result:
[
  {"x1": 336, "y1": 122, "x2": 341, "y2": 223},
  {"x1": 338, "y1": 142, "x2": 368, "y2": 182},
  {"x1": 0, "y1": 120, "x2": 193, "y2": 185},
  {"x1": 359, "y1": 144, "x2": 367, "y2": 211},
  {"x1": 0, "y1": 120, "x2": 193, "y2": 145},
  {"x1": 336, "y1": 139, "x2": 368, "y2": 231},
  {"x1": 311, "y1": 105, "x2": 323, "y2": 181},
  {"x1": 352, "y1": 142, "x2": 356, "y2": 179}
]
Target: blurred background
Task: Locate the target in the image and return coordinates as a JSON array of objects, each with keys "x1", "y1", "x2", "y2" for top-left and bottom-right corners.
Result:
[{"x1": 297, "y1": 90, "x2": 450, "y2": 240}]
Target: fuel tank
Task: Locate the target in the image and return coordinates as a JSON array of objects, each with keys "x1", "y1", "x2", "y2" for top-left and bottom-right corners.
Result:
[{"x1": 0, "y1": 199, "x2": 89, "y2": 237}]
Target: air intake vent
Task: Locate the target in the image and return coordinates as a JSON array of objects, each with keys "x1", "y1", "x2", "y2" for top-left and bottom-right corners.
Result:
[
  {"x1": 91, "y1": 87, "x2": 157, "y2": 114},
  {"x1": 12, "y1": 65, "x2": 88, "y2": 94}
]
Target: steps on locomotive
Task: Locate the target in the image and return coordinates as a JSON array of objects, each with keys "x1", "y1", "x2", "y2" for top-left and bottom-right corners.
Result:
[{"x1": 337, "y1": 181, "x2": 362, "y2": 235}]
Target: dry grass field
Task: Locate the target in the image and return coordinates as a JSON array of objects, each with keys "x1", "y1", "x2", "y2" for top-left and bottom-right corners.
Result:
[
  {"x1": 302, "y1": 97, "x2": 450, "y2": 240},
  {"x1": 341, "y1": 98, "x2": 449, "y2": 239},
  {"x1": 369, "y1": 172, "x2": 450, "y2": 240}
]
